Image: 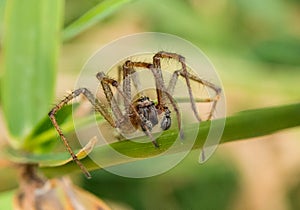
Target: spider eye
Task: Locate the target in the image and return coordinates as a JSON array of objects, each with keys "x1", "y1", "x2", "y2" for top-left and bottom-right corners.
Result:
[{"x1": 139, "y1": 96, "x2": 148, "y2": 102}]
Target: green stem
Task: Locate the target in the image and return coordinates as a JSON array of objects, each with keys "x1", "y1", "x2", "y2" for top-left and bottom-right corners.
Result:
[{"x1": 40, "y1": 103, "x2": 300, "y2": 177}]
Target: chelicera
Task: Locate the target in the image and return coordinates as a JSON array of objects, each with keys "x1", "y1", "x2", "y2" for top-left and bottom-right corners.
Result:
[{"x1": 49, "y1": 51, "x2": 221, "y2": 178}]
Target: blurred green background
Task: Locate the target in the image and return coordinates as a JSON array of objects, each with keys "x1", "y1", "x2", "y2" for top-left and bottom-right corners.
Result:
[
  {"x1": 62, "y1": 0, "x2": 300, "y2": 209},
  {"x1": 1, "y1": 0, "x2": 300, "y2": 209}
]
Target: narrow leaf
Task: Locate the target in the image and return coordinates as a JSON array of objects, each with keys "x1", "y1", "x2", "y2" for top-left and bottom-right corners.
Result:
[
  {"x1": 5, "y1": 103, "x2": 300, "y2": 177},
  {"x1": 22, "y1": 104, "x2": 80, "y2": 152},
  {"x1": 63, "y1": 0, "x2": 133, "y2": 41},
  {"x1": 39, "y1": 136, "x2": 98, "y2": 167},
  {"x1": 1, "y1": 0, "x2": 64, "y2": 142}
]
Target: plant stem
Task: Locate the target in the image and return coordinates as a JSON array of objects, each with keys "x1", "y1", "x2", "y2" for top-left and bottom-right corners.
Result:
[{"x1": 40, "y1": 103, "x2": 300, "y2": 177}]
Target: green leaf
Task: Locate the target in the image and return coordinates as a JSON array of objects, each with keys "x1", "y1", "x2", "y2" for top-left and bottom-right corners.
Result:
[
  {"x1": 63, "y1": 0, "x2": 133, "y2": 41},
  {"x1": 22, "y1": 108, "x2": 103, "y2": 151},
  {"x1": 22, "y1": 104, "x2": 77, "y2": 152},
  {"x1": 1, "y1": 0, "x2": 64, "y2": 143},
  {"x1": 5, "y1": 136, "x2": 97, "y2": 167},
  {"x1": 5, "y1": 103, "x2": 300, "y2": 177},
  {"x1": 25, "y1": 104, "x2": 74, "y2": 141}
]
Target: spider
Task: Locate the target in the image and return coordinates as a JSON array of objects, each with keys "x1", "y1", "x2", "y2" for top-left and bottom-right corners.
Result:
[{"x1": 49, "y1": 51, "x2": 221, "y2": 178}]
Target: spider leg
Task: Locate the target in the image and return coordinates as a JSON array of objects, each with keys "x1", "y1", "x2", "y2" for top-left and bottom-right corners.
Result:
[
  {"x1": 153, "y1": 51, "x2": 221, "y2": 121},
  {"x1": 123, "y1": 61, "x2": 184, "y2": 139},
  {"x1": 96, "y1": 72, "x2": 123, "y2": 124},
  {"x1": 182, "y1": 71, "x2": 221, "y2": 120},
  {"x1": 167, "y1": 69, "x2": 221, "y2": 121},
  {"x1": 116, "y1": 66, "x2": 123, "y2": 105},
  {"x1": 122, "y1": 61, "x2": 143, "y2": 114},
  {"x1": 49, "y1": 87, "x2": 116, "y2": 178},
  {"x1": 153, "y1": 51, "x2": 200, "y2": 122},
  {"x1": 162, "y1": 89, "x2": 184, "y2": 139},
  {"x1": 96, "y1": 72, "x2": 159, "y2": 147},
  {"x1": 139, "y1": 113, "x2": 160, "y2": 148}
]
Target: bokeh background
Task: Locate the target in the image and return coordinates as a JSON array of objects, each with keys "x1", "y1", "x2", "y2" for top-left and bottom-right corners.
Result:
[{"x1": 1, "y1": 0, "x2": 300, "y2": 209}]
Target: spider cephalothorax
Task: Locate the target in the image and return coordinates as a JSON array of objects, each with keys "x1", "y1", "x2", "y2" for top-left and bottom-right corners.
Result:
[
  {"x1": 49, "y1": 51, "x2": 221, "y2": 178},
  {"x1": 130, "y1": 96, "x2": 171, "y2": 137}
]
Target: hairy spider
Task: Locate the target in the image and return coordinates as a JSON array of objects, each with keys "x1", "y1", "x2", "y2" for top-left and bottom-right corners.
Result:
[{"x1": 49, "y1": 51, "x2": 221, "y2": 178}]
